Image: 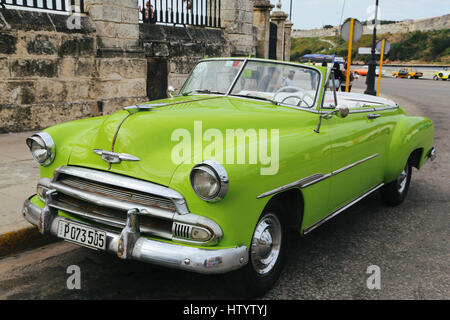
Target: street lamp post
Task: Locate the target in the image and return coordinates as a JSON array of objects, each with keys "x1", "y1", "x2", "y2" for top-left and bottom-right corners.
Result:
[
  {"x1": 364, "y1": 0, "x2": 379, "y2": 96},
  {"x1": 289, "y1": 0, "x2": 293, "y2": 20}
]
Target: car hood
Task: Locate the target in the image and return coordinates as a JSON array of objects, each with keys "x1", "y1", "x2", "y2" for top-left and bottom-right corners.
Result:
[{"x1": 67, "y1": 95, "x2": 299, "y2": 186}]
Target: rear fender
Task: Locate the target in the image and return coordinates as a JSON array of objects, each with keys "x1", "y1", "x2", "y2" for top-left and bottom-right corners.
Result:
[{"x1": 385, "y1": 116, "x2": 434, "y2": 183}]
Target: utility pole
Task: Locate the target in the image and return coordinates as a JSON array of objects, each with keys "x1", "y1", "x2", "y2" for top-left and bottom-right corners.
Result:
[
  {"x1": 365, "y1": 0, "x2": 379, "y2": 96},
  {"x1": 289, "y1": 0, "x2": 293, "y2": 20}
]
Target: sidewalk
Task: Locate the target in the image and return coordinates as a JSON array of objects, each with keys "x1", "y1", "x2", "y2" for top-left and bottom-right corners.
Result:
[{"x1": 0, "y1": 132, "x2": 48, "y2": 255}]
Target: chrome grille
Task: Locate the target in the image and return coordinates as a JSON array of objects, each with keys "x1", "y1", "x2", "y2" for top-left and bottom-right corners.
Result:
[
  {"x1": 173, "y1": 222, "x2": 193, "y2": 239},
  {"x1": 52, "y1": 193, "x2": 173, "y2": 237},
  {"x1": 57, "y1": 174, "x2": 177, "y2": 212},
  {"x1": 42, "y1": 166, "x2": 220, "y2": 245}
]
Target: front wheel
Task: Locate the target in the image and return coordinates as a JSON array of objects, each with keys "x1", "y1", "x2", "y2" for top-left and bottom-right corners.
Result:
[
  {"x1": 433, "y1": 75, "x2": 439, "y2": 81},
  {"x1": 230, "y1": 203, "x2": 287, "y2": 297},
  {"x1": 380, "y1": 161, "x2": 412, "y2": 206}
]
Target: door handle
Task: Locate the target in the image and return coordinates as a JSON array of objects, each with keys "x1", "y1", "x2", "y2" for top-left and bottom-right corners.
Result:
[{"x1": 367, "y1": 113, "x2": 381, "y2": 120}]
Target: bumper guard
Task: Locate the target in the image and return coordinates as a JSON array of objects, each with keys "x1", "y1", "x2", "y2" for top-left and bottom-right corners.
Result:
[{"x1": 22, "y1": 197, "x2": 248, "y2": 274}]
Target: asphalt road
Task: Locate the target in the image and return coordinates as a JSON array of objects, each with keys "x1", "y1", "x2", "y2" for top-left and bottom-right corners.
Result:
[{"x1": 0, "y1": 77, "x2": 449, "y2": 300}]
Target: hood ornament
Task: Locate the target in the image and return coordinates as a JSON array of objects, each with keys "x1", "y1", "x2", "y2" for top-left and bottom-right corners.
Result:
[
  {"x1": 93, "y1": 149, "x2": 140, "y2": 164},
  {"x1": 123, "y1": 103, "x2": 168, "y2": 114}
]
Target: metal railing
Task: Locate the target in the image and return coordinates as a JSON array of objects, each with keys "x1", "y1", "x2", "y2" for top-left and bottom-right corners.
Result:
[
  {"x1": 0, "y1": 0, "x2": 85, "y2": 14},
  {"x1": 139, "y1": 0, "x2": 221, "y2": 27}
]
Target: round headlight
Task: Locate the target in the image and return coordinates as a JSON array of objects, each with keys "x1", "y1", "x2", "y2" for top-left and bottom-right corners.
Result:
[
  {"x1": 190, "y1": 160, "x2": 229, "y2": 202},
  {"x1": 26, "y1": 132, "x2": 55, "y2": 167}
]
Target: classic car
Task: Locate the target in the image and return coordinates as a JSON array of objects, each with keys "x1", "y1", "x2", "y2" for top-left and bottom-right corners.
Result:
[
  {"x1": 393, "y1": 68, "x2": 423, "y2": 79},
  {"x1": 353, "y1": 66, "x2": 385, "y2": 77},
  {"x1": 433, "y1": 68, "x2": 449, "y2": 81},
  {"x1": 22, "y1": 58, "x2": 436, "y2": 297}
]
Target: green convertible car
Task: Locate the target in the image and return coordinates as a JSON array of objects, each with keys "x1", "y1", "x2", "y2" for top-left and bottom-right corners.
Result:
[{"x1": 22, "y1": 58, "x2": 436, "y2": 296}]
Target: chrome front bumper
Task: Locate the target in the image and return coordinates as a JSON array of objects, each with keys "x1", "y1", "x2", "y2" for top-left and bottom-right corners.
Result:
[
  {"x1": 428, "y1": 147, "x2": 437, "y2": 161},
  {"x1": 22, "y1": 197, "x2": 248, "y2": 274}
]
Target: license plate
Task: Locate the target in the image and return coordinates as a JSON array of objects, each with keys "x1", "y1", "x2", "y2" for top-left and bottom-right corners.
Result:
[{"x1": 57, "y1": 220, "x2": 106, "y2": 250}]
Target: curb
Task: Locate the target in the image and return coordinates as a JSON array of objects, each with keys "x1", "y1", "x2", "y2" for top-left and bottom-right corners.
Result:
[{"x1": 0, "y1": 226, "x2": 59, "y2": 258}]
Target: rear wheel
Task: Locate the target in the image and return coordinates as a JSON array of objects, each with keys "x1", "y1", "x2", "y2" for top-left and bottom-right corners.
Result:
[
  {"x1": 408, "y1": 75, "x2": 412, "y2": 79},
  {"x1": 229, "y1": 202, "x2": 288, "y2": 297},
  {"x1": 381, "y1": 161, "x2": 412, "y2": 206},
  {"x1": 433, "y1": 75, "x2": 439, "y2": 81}
]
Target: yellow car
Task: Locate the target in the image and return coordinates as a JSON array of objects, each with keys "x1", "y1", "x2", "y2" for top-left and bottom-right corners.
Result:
[
  {"x1": 393, "y1": 68, "x2": 423, "y2": 79},
  {"x1": 433, "y1": 69, "x2": 449, "y2": 81}
]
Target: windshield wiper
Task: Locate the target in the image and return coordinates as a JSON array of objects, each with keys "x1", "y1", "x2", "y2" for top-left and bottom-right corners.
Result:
[
  {"x1": 232, "y1": 94, "x2": 278, "y2": 105},
  {"x1": 193, "y1": 89, "x2": 225, "y2": 95}
]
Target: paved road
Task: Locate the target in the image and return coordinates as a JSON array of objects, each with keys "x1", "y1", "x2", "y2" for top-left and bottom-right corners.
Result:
[{"x1": 0, "y1": 78, "x2": 449, "y2": 300}]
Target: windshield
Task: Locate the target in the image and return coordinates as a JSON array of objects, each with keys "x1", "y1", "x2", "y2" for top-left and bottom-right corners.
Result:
[
  {"x1": 180, "y1": 59, "x2": 321, "y2": 108},
  {"x1": 181, "y1": 60, "x2": 244, "y2": 95}
]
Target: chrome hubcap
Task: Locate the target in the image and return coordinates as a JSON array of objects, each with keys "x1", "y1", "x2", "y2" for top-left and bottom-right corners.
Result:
[
  {"x1": 251, "y1": 213, "x2": 282, "y2": 275},
  {"x1": 397, "y1": 163, "x2": 409, "y2": 193}
]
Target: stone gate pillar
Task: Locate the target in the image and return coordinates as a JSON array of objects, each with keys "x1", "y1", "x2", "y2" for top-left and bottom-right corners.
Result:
[
  {"x1": 253, "y1": 0, "x2": 274, "y2": 59},
  {"x1": 270, "y1": 2, "x2": 288, "y2": 61},
  {"x1": 84, "y1": 0, "x2": 141, "y2": 51},
  {"x1": 83, "y1": 0, "x2": 147, "y2": 114},
  {"x1": 284, "y1": 20, "x2": 293, "y2": 61},
  {"x1": 220, "y1": 0, "x2": 256, "y2": 56}
]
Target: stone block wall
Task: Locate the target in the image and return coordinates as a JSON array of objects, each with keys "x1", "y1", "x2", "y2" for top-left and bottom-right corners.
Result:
[
  {"x1": 0, "y1": 7, "x2": 148, "y2": 133},
  {"x1": 0, "y1": 9, "x2": 97, "y2": 133},
  {"x1": 221, "y1": 0, "x2": 257, "y2": 56},
  {"x1": 292, "y1": 14, "x2": 450, "y2": 38},
  {"x1": 141, "y1": 24, "x2": 231, "y2": 94}
]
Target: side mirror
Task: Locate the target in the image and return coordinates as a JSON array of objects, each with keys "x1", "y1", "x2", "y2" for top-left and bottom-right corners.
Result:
[
  {"x1": 314, "y1": 106, "x2": 350, "y2": 133},
  {"x1": 167, "y1": 86, "x2": 175, "y2": 98}
]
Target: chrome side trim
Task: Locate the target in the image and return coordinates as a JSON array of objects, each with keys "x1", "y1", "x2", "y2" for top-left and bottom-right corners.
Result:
[
  {"x1": 348, "y1": 105, "x2": 398, "y2": 114},
  {"x1": 257, "y1": 154, "x2": 380, "y2": 199},
  {"x1": 331, "y1": 154, "x2": 379, "y2": 175},
  {"x1": 257, "y1": 173, "x2": 325, "y2": 199},
  {"x1": 303, "y1": 183, "x2": 384, "y2": 234}
]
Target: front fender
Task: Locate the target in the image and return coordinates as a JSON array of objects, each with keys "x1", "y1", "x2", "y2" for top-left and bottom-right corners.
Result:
[
  {"x1": 385, "y1": 114, "x2": 434, "y2": 183},
  {"x1": 38, "y1": 116, "x2": 108, "y2": 179},
  {"x1": 168, "y1": 160, "x2": 268, "y2": 249}
]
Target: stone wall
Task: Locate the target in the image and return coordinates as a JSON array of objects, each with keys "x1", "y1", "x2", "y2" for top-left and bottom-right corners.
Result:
[
  {"x1": 0, "y1": 9, "x2": 97, "y2": 133},
  {"x1": 292, "y1": 14, "x2": 450, "y2": 38},
  {"x1": 221, "y1": 0, "x2": 257, "y2": 56},
  {"x1": 0, "y1": 8, "x2": 148, "y2": 133},
  {"x1": 140, "y1": 24, "x2": 231, "y2": 94}
]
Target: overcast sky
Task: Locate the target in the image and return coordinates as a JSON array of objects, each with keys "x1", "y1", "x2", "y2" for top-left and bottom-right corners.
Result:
[{"x1": 271, "y1": 0, "x2": 450, "y2": 30}]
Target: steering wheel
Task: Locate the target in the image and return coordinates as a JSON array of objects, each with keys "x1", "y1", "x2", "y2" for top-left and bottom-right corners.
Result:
[{"x1": 273, "y1": 86, "x2": 314, "y2": 107}]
